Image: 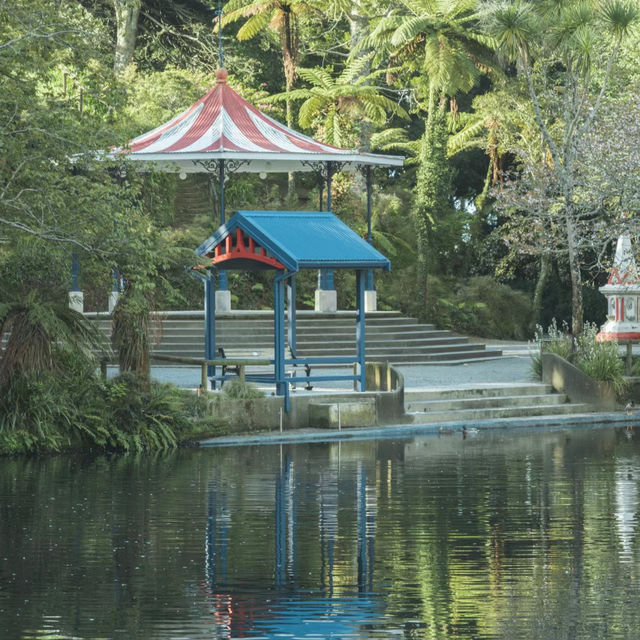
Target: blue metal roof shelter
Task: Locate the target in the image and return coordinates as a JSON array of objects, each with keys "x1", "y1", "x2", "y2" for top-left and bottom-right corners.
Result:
[{"x1": 196, "y1": 210, "x2": 391, "y2": 411}]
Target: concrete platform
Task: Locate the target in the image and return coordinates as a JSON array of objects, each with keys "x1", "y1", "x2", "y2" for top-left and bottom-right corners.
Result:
[{"x1": 199, "y1": 411, "x2": 640, "y2": 448}]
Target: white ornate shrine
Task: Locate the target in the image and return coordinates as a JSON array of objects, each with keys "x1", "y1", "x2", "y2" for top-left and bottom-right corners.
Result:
[{"x1": 598, "y1": 235, "x2": 640, "y2": 341}]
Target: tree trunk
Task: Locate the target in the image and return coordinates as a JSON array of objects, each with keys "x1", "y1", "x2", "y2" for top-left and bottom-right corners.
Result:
[
  {"x1": 416, "y1": 231, "x2": 429, "y2": 322},
  {"x1": 113, "y1": 0, "x2": 141, "y2": 75},
  {"x1": 348, "y1": 1, "x2": 371, "y2": 150},
  {"x1": 566, "y1": 216, "x2": 583, "y2": 335},
  {"x1": 281, "y1": 11, "x2": 297, "y2": 200},
  {"x1": 111, "y1": 286, "x2": 151, "y2": 389},
  {"x1": 412, "y1": 85, "x2": 451, "y2": 321},
  {"x1": 531, "y1": 253, "x2": 551, "y2": 333}
]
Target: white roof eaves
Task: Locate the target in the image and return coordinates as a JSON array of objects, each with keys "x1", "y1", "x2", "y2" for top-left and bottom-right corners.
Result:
[{"x1": 105, "y1": 150, "x2": 405, "y2": 171}]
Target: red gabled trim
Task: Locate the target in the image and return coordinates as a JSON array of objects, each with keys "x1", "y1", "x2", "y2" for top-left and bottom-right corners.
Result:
[{"x1": 211, "y1": 228, "x2": 285, "y2": 269}]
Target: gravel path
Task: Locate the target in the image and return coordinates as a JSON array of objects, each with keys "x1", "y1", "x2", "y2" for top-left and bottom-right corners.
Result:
[{"x1": 112, "y1": 341, "x2": 536, "y2": 393}]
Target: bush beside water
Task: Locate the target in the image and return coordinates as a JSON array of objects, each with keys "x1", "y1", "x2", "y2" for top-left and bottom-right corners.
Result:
[
  {"x1": 0, "y1": 367, "x2": 217, "y2": 455},
  {"x1": 531, "y1": 320, "x2": 627, "y2": 396}
]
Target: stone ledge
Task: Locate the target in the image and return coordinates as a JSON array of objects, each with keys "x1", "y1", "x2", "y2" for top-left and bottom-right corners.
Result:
[
  {"x1": 541, "y1": 352, "x2": 617, "y2": 411},
  {"x1": 308, "y1": 399, "x2": 376, "y2": 429}
]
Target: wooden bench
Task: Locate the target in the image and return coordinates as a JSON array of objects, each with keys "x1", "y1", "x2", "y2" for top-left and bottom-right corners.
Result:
[
  {"x1": 216, "y1": 346, "x2": 273, "y2": 382},
  {"x1": 215, "y1": 346, "x2": 313, "y2": 390},
  {"x1": 149, "y1": 351, "x2": 313, "y2": 391}
]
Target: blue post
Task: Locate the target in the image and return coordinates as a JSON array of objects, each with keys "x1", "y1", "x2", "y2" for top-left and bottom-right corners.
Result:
[
  {"x1": 111, "y1": 219, "x2": 121, "y2": 305},
  {"x1": 218, "y1": 159, "x2": 228, "y2": 292},
  {"x1": 275, "y1": 460, "x2": 287, "y2": 588},
  {"x1": 71, "y1": 252, "x2": 80, "y2": 291},
  {"x1": 205, "y1": 272, "x2": 216, "y2": 381},
  {"x1": 324, "y1": 161, "x2": 335, "y2": 295},
  {"x1": 285, "y1": 458, "x2": 297, "y2": 582},
  {"x1": 287, "y1": 276, "x2": 297, "y2": 356},
  {"x1": 111, "y1": 270, "x2": 120, "y2": 295},
  {"x1": 274, "y1": 272, "x2": 288, "y2": 409},
  {"x1": 355, "y1": 270, "x2": 366, "y2": 391}
]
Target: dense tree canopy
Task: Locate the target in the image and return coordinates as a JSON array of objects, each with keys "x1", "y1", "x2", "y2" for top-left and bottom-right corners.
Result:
[{"x1": 3, "y1": 0, "x2": 640, "y2": 340}]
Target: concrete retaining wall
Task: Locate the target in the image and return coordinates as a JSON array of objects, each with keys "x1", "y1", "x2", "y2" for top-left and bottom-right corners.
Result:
[
  {"x1": 204, "y1": 361, "x2": 405, "y2": 432},
  {"x1": 541, "y1": 352, "x2": 617, "y2": 411}
]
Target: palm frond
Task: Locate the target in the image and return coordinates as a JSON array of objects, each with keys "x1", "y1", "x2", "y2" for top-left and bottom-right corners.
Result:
[
  {"x1": 391, "y1": 16, "x2": 436, "y2": 48},
  {"x1": 298, "y1": 95, "x2": 327, "y2": 127},
  {"x1": 339, "y1": 52, "x2": 375, "y2": 85},
  {"x1": 264, "y1": 88, "x2": 315, "y2": 102},
  {"x1": 298, "y1": 66, "x2": 334, "y2": 90},
  {"x1": 447, "y1": 116, "x2": 488, "y2": 156},
  {"x1": 600, "y1": 0, "x2": 639, "y2": 39},
  {"x1": 485, "y1": 0, "x2": 538, "y2": 60},
  {"x1": 236, "y1": 10, "x2": 272, "y2": 39}
]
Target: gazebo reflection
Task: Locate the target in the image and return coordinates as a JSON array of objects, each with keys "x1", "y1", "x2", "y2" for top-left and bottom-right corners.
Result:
[{"x1": 203, "y1": 453, "x2": 380, "y2": 635}]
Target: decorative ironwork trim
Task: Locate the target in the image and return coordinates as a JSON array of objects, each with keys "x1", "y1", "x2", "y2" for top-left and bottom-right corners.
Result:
[
  {"x1": 192, "y1": 159, "x2": 251, "y2": 175},
  {"x1": 300, "y1": 160, "x2": 347, "y2": 180}
]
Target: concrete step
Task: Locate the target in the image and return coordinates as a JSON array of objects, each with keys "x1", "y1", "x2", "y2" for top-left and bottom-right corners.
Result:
[
  {"x1": 298, "y1": 339, "x2": 472, "y2": 351},
  {"x1": 376, "y1": 351, "x2": 503, "y2": 364},
  {"x1": 404, "y1": 384, "x2": 553, "y2": 401},
  {"x1": 88, "y1": 310, "x2": 501, "y2": 365},
  {"x1": 407, "y1": 401, "x2": 594, "y2": 424},
  {"x1": 146, "y1": 347, "x2": 503, "y2": 363},
  {"x1": 406, "y1": 393, "x2": 567, "y2": 412},
  {"x1": 300, "y1": 344, "x2": 488, "y2": 356},
  {"x1": 134, "y1": 336, "x2": 471, "y2": 353}
]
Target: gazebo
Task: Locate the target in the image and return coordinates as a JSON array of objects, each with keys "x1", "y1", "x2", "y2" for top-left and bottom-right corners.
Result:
[
  {"x1": 195, "y1": 209, "x2": 391, "y2": 411},
  {"x1": 107, "y1": 67, "x2": 403, "y2": 314}
]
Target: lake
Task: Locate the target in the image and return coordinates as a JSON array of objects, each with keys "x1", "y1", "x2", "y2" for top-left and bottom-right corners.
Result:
[{"x1": 1, "y1": 426, "x2": 639, "y2": 639}]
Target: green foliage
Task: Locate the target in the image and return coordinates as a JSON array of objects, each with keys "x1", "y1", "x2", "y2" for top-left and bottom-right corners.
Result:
[
  {"x1": 575, "y1": 322, "x2": 627, "y2": 396},
  {"x1": 531, "y1": 320, "x2": 627, "y2": 395},
  {"x1": 428, "y1": 275, "x2": 533, "y2": 340},
  {"x1": 222, "y1": 379, "x2": 266, "y2": 399},
  {"x1": 266, "y1": 54, "x2": 408, "y2": 147},
  {"x1": 0, "y1": 245, "x2": 108, "y2": 386},
  {"x1": 111, "y1": 293, "x2": 152, "y2": 384},
  {"x1": 104, "y1": 374, "x2": 187, "y2": 451},
  {"x1": 529, "y1": 318, "x2": 574, "y2": 379},
  {"x1": 0, "y1": 367, "x2": 203, "y2": 456}
]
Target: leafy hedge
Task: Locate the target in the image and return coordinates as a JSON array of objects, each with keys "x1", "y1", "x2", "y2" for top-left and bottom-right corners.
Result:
[
  {"x1": 0, "y1": 366, "x2": 214, "y2": 455},
  {"x1": 428, "y1": 275, "x2": 533, "y2": 340}
]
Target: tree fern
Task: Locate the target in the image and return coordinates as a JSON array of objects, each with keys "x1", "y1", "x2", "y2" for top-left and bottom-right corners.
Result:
[{"x1": 265, "y1": 56, "x2": 408, "y2": 146}]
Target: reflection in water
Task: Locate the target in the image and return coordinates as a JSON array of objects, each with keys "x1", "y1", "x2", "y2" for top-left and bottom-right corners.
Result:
[
  {"x1": 2, "y1": 427, "x2": 640, "y2": 639},
  {"x1": 615, "y1": 456, "x2": 639, "y2": 560}
]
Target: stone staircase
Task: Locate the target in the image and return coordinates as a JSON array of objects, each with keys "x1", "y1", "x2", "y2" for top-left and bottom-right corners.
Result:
[
  {"x1": 89, "y1": 310, "x2": 502, "y2": 365},
  {"x1": 404, "y1": 383, "x2": 593, "y2": 424}
]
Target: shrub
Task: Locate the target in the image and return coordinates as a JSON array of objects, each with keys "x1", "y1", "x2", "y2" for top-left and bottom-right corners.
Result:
[
  {"x1": 105, "y1": 374, "x2": 188, "y2": 452},
  {"x1": 221, "y1": 378, "x2": 265, "y2": 399},
  {"x1": 575, "y1": 323, "x2": 627, "y2": 397},
  {"x1": 531, "y1": 319, "x2": 627, "y2": 396},
  {"x1": 0, "y1": 367, "x2": 203, "y2": 455},
  {"x1": 428, "y1": 275, "x2": 533, "y2": 340}
]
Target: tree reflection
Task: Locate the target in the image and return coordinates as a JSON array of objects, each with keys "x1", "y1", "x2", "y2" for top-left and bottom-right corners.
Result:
[{"x1": 2, "y1": 429, "x2": 640, "y2": 639}]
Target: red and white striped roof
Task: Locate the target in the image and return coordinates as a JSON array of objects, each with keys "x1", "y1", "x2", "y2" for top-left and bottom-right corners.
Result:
[{"x1": 110, "y1": 68, "x2": 403, "y2": 174}]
